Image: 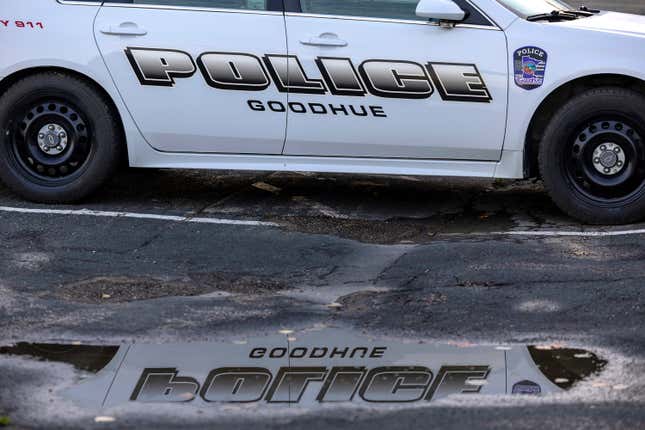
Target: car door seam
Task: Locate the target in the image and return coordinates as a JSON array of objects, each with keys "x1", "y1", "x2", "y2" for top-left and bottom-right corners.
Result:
[{"x1": 91, "y1": 3, "x2": 158, "y2": 157}]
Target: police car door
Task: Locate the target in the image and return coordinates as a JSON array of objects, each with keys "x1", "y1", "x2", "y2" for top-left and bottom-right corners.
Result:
[
  {"x1": 94, "y1": 0, "x2": 287, "y2": 154},
  {"x1": 281, "y1": 0, "x2": 507, "y2": 160}
]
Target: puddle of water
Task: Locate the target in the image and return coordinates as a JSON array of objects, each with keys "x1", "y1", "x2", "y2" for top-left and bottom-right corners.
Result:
[
  {"x1": 0, "y1": 343, "x2": 118, "y2": 373},
  {"x1": 0, "y1": 329, "x2": 606, "y2": 409}
]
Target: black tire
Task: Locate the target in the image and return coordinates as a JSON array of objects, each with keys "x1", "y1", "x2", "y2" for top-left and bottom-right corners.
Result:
[
  {"x1": 0, "y1": 72, "x2": 122, "y2": 203},
  {"x1": 539, "y1": 87, "x2": 645, "y2": 224}
]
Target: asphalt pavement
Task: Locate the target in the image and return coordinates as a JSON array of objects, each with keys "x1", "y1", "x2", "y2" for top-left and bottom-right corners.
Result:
[{"x1": 1, "y1": 1, "x2": 645, "y2": 429}]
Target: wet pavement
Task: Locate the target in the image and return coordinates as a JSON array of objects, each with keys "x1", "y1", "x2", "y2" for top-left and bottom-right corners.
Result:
[
  {"x1": 2, "y1": 168, "x2": 645, "y2": 429},
  {"x1": 2, "y1": 1, "x2": 645, "y2": 428}
]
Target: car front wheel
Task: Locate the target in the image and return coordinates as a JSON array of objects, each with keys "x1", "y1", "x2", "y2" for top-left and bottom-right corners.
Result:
[{"x1": 539, "y1": 87, "x2": 645, "y2": 224}]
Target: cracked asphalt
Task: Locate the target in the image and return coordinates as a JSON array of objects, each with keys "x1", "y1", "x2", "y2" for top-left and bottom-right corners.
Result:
[
  {"x1": 1, "y1": 1, "x2": 645, "y2": 428},
  {"x1": 2, "y1": 167, "x2": 645, "y2": 429}
]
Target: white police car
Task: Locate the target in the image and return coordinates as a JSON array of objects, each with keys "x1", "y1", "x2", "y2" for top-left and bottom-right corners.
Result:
[{"x1": 1, "y1": 0, "x2": 644, "y2": 224}]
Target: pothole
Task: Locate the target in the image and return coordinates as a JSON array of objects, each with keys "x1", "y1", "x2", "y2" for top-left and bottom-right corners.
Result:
[
  {"x1": 53, "y1": 274, "x2": 290, "y2": 304},
  {"x1": 278, "y1": 210, "x2": 514, "y2": 244}
]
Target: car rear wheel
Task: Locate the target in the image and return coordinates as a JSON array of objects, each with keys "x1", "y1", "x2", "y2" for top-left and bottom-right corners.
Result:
[
  {"x1": 0, "y1": 72, "x2": 122, "y2": 203},
  {"x1": 539, "y1": 87, "x2": 645, "y2": 224}
]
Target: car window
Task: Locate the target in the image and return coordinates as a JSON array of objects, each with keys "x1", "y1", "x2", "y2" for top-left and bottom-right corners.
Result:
[
  {"x1": 127, "y1": 0, "x2": 268, "y2": 10},
  {"x1": 494, "y1": 0, "x2": 572, "y2": 17},
  {"x1": 300, "y1": 0, "x2": 421, "y2": 21},
  {"x1": 296, "y1": 0, "x2": 495, "y2": 26}
]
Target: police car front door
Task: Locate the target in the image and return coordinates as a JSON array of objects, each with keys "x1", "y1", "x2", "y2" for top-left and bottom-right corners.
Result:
[
  {"x1": 281, "y1": 0, "x2": 508, "y2": 160},
  {"x1": 94, "y1": 0, "x2": 287, "y2": 154}
]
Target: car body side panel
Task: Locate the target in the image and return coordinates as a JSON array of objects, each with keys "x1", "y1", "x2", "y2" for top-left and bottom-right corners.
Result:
[
  {"x1": 1, "y1": 2, "x2": 644, "y2": 181},
  {"x1": 0, "y1": 1, "x2": 520, "y2": 178}
]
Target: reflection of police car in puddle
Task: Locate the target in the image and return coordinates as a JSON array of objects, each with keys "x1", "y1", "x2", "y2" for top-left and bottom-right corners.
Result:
[{"x1": 0, "y1": 330, "x2": 606, "y2": 407}]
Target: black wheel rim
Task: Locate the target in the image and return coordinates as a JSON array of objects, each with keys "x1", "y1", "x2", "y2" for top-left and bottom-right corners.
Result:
[
  {"x1": 565, "y1": 116, "x2": 645, "y2": 205},
  {"x1": 7, "y1": 99, "x2": 93, "y2": 185}
]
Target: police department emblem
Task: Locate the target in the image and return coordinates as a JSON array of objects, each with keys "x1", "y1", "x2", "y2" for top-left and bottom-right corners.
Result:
[{"x1": 514, "y1": 46, "x2": 548, "y2": 90}]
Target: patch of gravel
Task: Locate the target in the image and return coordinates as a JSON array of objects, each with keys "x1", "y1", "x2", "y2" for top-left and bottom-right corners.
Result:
[
  {"x1": 52, "y1": 274, "x2": 290, "y2": 304},
  {"x1": 189, "y1": 273, "x2": 290, "y2": 295},
  {"x1": 337, "y1": 289, "x2": 447, "y2": 315},
  {"x1": 279, "y1": 211, "x2": 513, "y2": 245},
  {"x1": 12, "y1": 252, "x2": 51, "y2": 271}
]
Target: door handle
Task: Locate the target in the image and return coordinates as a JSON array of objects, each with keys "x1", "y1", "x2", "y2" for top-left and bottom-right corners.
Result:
[
  {"x1": 300, "y1": 33, "x2": 348, "y2": 47},
  {"x1": 100, "y1": 22, "x2": 147, "y2": 36}
]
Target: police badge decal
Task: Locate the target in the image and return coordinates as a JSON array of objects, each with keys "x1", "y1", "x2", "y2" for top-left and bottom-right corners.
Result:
[{"x1": 514, "y1": 46, "x2": 548, "y2": 90}]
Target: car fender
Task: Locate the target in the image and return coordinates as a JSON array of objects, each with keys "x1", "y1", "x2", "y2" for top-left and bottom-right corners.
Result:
[{"x1": 502, "y1": 18, "x2": 645, "y2": 160}]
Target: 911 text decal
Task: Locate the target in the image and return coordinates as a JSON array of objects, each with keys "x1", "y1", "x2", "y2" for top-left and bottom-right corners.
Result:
[
  {"x1": 125, "y1": 47, "x2": 492, "y2": 105},
  {"x1": 0, "y1": 19, "x2": 45, "y2": 29}
]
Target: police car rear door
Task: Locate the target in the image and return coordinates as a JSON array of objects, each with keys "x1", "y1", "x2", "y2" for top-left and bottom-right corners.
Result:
[
  {"x1": 94, "y1": 0, "x2": 287, "y2": 154},
  {"x1": 281, "y1": 0, "x2": 508, "y2": 160}
]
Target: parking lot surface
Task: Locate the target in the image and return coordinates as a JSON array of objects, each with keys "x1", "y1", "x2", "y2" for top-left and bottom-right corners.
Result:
[{"x1": 1, "y1": 1, "x2": 645, "y2": 429}]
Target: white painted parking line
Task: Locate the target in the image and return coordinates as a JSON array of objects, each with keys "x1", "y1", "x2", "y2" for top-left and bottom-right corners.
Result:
[
  {"x1": 501, "y1": 229, "x2": 645, "y2": 238},
  {"x1": 0, "y1": 206, "x2": 278, "y2": 227},
  {"x1": 445, "y1": 228, "x2": 645, "y2": 238},
  {"x1": 1, "y1": 205, "x2": 645, "y2": 237}
]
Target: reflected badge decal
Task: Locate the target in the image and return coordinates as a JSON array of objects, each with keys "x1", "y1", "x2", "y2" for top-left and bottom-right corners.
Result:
[
  {"x1": 514, "y1": 46, "x2": 548, "y2": 90},
  {"x1": 512, "y1": 380, "x2": 541, "y2": 395}
]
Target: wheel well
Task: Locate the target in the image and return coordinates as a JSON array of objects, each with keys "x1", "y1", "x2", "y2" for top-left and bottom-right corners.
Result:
[
  {"x1": 524, "y1": 74, "x2": 645, "y2": 178},
  {"x1": 0, "y1": 66, "x2": 127, "y2": 164}
]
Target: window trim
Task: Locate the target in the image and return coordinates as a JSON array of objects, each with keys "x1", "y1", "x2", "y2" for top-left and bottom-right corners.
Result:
[
  {"x1": 58, "y1": 0, "x2": 285, "y2": 14},
  {"x1": 284, "y1": 0, "x2": 499, "y2": 29},
  {"x1": 56, "y1": 0, "x2": 498, "y2": 29},
  {"x1": 57, "y1": 0, "x2": 102, "y2": 5}
]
